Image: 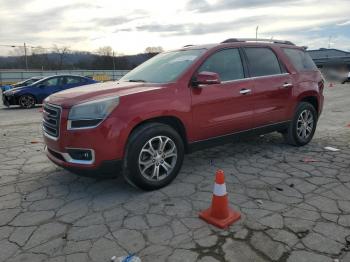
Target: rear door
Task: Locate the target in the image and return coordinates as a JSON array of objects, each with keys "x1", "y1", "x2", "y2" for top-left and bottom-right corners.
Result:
[
  {"x1": 191, "y1": 48, "x2": 255, "y2": 141},
  {"x1": 62, "y1": 76, "x2": 87, "y2": 90},
  {"x1": 243, "y1": 47, "x2": 293, "y2": 127}
]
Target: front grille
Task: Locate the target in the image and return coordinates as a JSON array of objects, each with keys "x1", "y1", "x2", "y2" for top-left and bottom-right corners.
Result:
[{"x1": 43, "y1": 103, "x2": 61, "y2": 138}]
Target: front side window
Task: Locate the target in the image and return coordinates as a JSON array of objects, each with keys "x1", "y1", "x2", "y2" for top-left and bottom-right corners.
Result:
[
  {"x1": 197, "y1": 49, "x2": 244, "y2": 81},
  {"x1": 244, "y1": 47, "x2": 282, "y2": 77},
  {"x1": 283, "y1": 48, "x2": 318, "y2": 71},
  {"x1": 120, "y1": 49, "x2": 205, "y2": 83},
  {"x1": 42, "y1": 77, "x2": 59, "y2": 87}
]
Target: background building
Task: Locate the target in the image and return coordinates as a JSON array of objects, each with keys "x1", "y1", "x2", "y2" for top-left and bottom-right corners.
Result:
[
  {"x1": 307, "y1": 48, "x2": 350, "y2": 81},
  {"x1": 307, "y1": 48, "x2": 350, "y2": 70}
]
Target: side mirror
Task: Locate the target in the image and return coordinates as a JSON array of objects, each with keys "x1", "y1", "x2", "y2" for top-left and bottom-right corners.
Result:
[{"x1": 193, "y1": 71, "x2": 221, "y2": 87}]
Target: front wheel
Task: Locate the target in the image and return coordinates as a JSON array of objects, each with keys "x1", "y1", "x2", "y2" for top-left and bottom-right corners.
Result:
[
  {"x1": 283, "y1": 102, "x2": 318, "y2": 146},
  {"x1": 19, "y1": 95, "x2": 36, "y2": 109},
  {"x1": 124, "y1": 123, "x2": 184, "y2": 190}
]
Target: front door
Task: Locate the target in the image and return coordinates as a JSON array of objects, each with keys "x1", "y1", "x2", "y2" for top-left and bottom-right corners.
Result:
[
  {"x1": 36, "y1": 76, "x2": 63, "y2": 102},
  {"x1": 191, "y1": 48, "x2": 255, "y2": 141}
]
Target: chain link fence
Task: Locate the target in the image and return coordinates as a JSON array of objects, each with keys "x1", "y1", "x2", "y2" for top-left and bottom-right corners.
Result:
[{"x1": 0, "y1": 70, "x2": 130, "y2": 85}]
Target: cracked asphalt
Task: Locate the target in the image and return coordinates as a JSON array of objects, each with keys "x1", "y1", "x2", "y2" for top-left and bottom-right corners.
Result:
[{"x1": 0, "y1": 83, "x2": 349, "y2": 262}]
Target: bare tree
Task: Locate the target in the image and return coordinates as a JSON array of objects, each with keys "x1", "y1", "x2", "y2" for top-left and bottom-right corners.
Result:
[
  {"x1": 144, "y1": 46, "x2": 164, "y2": 53},
  {"x1": 9, "y1": 47, "x2": 25, "y2": 56},
  {"x1": 29, "y1": 46, "x2": 49, "y2": 70},
  {"x1": 96, "y1": 46, "x2": 113, "y2": 56},
  {"x1": 53, "y1": 45, "x2": 70, "y2": 70},
  {"x1": 31, "y1": 46, "x2": 46, "y2": 55},
  {"x1": 8, "y1": 47, "x2": 26, "y2": 69}
]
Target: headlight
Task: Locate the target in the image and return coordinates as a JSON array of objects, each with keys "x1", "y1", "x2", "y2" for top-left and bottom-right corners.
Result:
[
  {"x1": 4, "y1": 90, "x2": 16, "y2": 95},
  {"x1": 68, "y1": 96, "x2": 119, "y2": 129}
]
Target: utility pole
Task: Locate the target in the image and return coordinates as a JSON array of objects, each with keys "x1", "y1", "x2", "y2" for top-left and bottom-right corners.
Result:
[
  {"x1": 112, "y1": 51, "x2": 116, "y2": 81},
  {"x1": 24, "y1": 42, "x2": 28, "y2": 70},
  {"x1": 256, "y1": 26, "x2": 259, "y2": 41}
]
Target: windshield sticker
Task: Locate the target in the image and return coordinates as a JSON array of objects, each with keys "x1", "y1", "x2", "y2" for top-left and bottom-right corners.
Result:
[{"x1": 168, "y1": 55, "x2": 197, "y2": 63}]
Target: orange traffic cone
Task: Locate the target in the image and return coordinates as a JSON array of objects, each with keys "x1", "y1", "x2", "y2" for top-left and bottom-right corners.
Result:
[{"x1": 199, "y1": 170, "x2": 241, "y2": 228}]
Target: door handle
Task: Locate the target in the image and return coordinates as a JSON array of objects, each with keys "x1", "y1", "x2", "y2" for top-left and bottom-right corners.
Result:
[
  {"x1": 282, "y1": 83, "x2": 293, "y2": 88},
  {"x1": 240, "y1": 88, "x2": 251, "y2": 95}
]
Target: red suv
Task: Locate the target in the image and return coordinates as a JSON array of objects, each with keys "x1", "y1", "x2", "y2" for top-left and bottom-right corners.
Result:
[{"x1": 43, "y1": 38, "x2": 324, "y2": 190}]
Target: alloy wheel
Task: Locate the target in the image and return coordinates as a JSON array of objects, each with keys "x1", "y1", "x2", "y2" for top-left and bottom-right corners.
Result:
[
  {"x1": 138, "y1": 135, "x2": 178, "y2": 181},
  {"x1": 20, "y1": 95, "x2": 35, "y2": 108},
  {"x1": 296, "y1": 109, "x2": 314, "y2": 140}
]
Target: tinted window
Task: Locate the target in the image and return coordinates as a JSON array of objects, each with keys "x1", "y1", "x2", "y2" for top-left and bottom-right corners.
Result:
[
  {"x1": 198, "y1": 49, "x2": 244, "y2": 81},
  {"x1": 66, "y1": 76, "x2": 82, "y2": 84},
  {"x1": 42, "y1": 77, "x2": 59, "y2": 87},
  {"x1": 26, "y1": 79, "x2": 36, "y2": 85},
  {"x1": 244, "y1": 48, "x2": 282, "y2": 77},
  {"x1": 283, "y1": 48, "x2": 317, "y2": 71}
]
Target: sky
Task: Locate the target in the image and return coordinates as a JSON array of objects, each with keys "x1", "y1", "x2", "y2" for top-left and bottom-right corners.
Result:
[{"x1": 0, "y1": 0, "x2": 350, "y2": 55}]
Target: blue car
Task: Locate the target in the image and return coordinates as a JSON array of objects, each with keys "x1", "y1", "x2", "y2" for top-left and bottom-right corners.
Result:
[
  {"x1": 1, "y1": 76, "x2": 43, "y2": 92},
  {"x1": 2, "y1": 75, "x2": 97, "y2": 108}
]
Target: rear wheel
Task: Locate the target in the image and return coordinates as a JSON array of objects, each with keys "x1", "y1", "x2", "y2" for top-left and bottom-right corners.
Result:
[
  {"x1": 19, "y1": 95, "x2": 35, "y2": 109},
  {"x1": 283, "y1": 102, "x2": 317, "y2": 146},
  {"x1": 124, "y1": 123, "x2": 184, "y2": 190}
]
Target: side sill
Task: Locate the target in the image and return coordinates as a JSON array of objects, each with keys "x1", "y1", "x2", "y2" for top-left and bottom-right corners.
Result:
[{"x1": 187, "y1": 121, "x2": 291, "y2": 153}]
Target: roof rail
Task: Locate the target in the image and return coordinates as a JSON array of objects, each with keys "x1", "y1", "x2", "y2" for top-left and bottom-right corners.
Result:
[
  {"x1": 221, "y1": 38, "x2": 295, "y2": 46},
  {"x1": 183, "y1": 44, "x2": 194, "y2": 47}
]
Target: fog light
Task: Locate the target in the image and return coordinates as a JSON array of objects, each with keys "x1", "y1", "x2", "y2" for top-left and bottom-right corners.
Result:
[{"x1": 67, "y1": 149, "x2": 93, "y2": 161}]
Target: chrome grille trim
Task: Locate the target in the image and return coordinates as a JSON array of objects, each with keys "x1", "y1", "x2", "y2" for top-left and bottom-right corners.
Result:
[{"x1": 42, "y1": 103, "x2": 61, "y2": 139}]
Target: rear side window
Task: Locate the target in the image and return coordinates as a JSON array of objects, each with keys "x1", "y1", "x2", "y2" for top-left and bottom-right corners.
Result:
[
  {"x1": 198, "y1": 49, "x2": 244, "y2": 81},
  {"x1": 244, "y1": 47, "x2": 282, "y2": 77},
  {"x1": 66, "y1": 76, "x2": 82, "y2": 84},
  {"x1": 283, "y1": 48, "x2": 317, "y2": 71}
]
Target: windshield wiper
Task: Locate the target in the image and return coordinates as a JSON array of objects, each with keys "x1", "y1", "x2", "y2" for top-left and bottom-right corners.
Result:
[{"x1": 128, "y1": 79, "x2": 147, "y2": 82}]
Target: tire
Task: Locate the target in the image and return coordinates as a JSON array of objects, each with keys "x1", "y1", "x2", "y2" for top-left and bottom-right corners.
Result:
[
  {"x1": 124, "y1": 123, "x2": 184, "y2": 190},
  {"x1": 283, "y1": 102, "x2": 317, "y2": 146},
  {"x1": 19, "y1": 94, "x2": 36, "y2": 109}
]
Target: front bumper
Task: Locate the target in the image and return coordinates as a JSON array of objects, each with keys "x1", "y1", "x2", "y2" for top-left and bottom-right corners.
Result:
[
  {"x1": 45, "y1": 146, "x2": 123, "y2": 177},
  {"x1": 2, "y1": 94, "x2": 16, "y2": 106},
  {"x1": 43, "y1": 103, "x2": 129, "y2": 176}
]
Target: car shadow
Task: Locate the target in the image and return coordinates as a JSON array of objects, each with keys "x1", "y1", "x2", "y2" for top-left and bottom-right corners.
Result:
[{"x1": 1, "y1": 105, "x2": 42, "y2": 110}]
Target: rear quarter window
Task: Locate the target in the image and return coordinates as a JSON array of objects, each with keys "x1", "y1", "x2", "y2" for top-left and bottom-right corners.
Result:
[
  {"x1": 244, "y1": 47, "x2": 282, "y2": 77},
  {"x1": 283, "y1": 48, "x2": 317, "y2": 71}
]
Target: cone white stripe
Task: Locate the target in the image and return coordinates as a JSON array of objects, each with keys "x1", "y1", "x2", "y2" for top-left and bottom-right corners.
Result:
[{"x1": 213, "y1": 183, "x2": 227, "y2": 196}]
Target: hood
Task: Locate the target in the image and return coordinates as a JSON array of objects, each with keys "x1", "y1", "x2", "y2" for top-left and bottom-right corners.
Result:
[
  {"x1": 3, "y1": 85, "x2": 29, "y2": 94},
  {"x1": 45, "y1": 81, "x2": 165, "y2": 108}
]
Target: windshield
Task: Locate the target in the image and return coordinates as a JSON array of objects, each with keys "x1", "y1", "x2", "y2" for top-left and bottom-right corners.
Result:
[
  {"x1": 13, "y1": 78, "x2": 40, "y2": 87},
  {"x1": 13, "y1": 80, "x2": 28, "y2": 87},
  {"x1": 120, "y1": 49, "x2": 205, "y2": 83}
]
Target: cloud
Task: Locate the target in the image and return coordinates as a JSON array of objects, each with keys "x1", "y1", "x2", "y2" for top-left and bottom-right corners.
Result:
[
  {"x1": 136, "y1": 24, "x2": 186, "y2": 33},
  {"x1": 0, "y1": 0, "x2": 349, "y2": 55},
  {"x1": 133, "y1": 16, "x2": 264, "y2": 35},
  {"x1": 186, "y1": 0, "x2": 300, "y2": 12},
  {"x1": 93, "y1": 17, "x2": 132, "y2": 27},
  {"x1": 92, "y1": 9, "x2": 147, "y2": 27},
  {"x1": 0, "y1": 3, "x2": 99, "y2": 35},
  {"x1": 337, "y1": 20, "x2": 350, "y2": 26}
]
